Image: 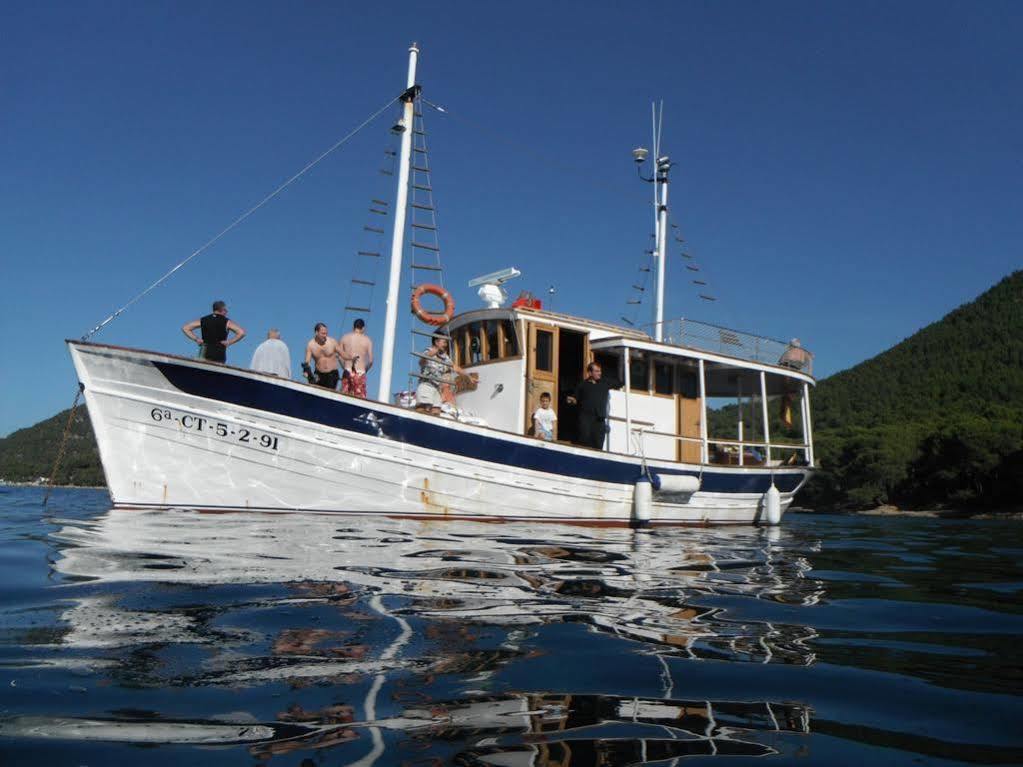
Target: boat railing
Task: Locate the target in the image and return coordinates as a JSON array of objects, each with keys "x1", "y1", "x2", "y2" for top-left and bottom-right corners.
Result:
[
  {"x1": 647, "y1": 319, "x2": 813, "y2": 374},
  {"x1": 628, "y1": 424, "x2": 812, "y2": 468}
]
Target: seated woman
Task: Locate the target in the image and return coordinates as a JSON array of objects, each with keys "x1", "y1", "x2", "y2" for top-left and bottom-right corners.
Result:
[
  {"x1": 416, "y1": 334, "x2": 466, "y2": 415},
  {"x1": 778, "y1": 338, "x2": 811, "y2": 370}
]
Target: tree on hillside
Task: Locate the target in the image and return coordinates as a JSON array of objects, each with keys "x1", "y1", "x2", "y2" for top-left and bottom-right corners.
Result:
[
  {"x1": 901, "y1": 417, "x2": 1022, "y2": 508},
  {"x1": 0, "y1": 406, "x2": 103, "y2": 486},
  {"x1": 807, "y1": 270, "x2": 1023, "y2": 511}
]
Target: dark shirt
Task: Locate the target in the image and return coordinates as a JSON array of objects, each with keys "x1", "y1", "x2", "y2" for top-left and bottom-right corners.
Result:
[
  {"x1": 572, "y1": 377, "x2": 621, "y2": 419},
  {"x1": 200, "y1": 313, "x2": 229, "y2": 362}
]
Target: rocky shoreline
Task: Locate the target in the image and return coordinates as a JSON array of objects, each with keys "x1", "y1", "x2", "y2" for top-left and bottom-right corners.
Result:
[
  {"x1": 0, "y1": 481, "x2": 106, "y2": 491},
  {"x1": 792, "y1": 504, "x2": 1023, "y2": 519}
]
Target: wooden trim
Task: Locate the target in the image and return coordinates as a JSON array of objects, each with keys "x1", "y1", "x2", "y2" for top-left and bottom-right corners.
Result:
[
  {"x1": 525, "y1": 322, "x2": 559, "y2": 435},
  {"x1": 479, "y1": 318, "x2": 490, "y2": 361},
  {"x1": 481, "y1": 317, "x2": 503, "y2": 363}
]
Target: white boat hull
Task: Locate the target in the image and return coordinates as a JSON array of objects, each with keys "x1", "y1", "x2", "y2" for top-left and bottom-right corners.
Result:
[{"x1": 68, "y1": 342, "x2": 809, "y2": 525}]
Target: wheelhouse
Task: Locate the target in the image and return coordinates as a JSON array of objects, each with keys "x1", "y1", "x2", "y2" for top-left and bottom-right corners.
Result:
[{"x1": 439, "y1": 307, "x2": 815, "y2": 468}]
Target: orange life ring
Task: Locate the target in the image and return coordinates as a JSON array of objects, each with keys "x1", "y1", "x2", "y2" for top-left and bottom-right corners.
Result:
[{"x1": 411, "y1": 283, "x2": 455, "y2": 326}]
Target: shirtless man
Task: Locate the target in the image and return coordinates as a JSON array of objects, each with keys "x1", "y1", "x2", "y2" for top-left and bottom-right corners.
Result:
[
  {"x1": 338, "y1": 319, "x2": 373, "y2": 398},
  {"x1": 303, "y1": 322, "x2": 341, "y2": 390}
]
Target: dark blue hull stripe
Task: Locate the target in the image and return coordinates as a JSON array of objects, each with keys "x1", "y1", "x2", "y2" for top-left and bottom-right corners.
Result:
[{"x1": 153, "y1": 361, "x2": 803, "y2": 494}]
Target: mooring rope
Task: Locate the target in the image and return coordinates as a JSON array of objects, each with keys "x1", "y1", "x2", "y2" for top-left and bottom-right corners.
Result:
[
  {"x1": 81, "y1": 95, "x2": 400, "y2": 341},
  {"x1": 42, "y1": 387, "x2": 83, "y2": 508}
]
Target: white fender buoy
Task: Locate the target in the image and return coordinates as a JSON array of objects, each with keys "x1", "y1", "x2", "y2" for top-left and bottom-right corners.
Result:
[
  {"x1": 633, "y1": 477, "x2": 652, "y2": 528},
  {"x1": 762, "y1": 483, "x2": 781, "y2": 526},
  {"x1": 652, "y1": 473, "x2": 700, "y2": 495}
]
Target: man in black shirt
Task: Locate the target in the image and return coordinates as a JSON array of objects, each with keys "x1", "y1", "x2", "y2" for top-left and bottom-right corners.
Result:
[
  {"x1": 566, "y1": 362, "x2": 621, "y2": 450},
  {"x1": 182, "y1": 300, "x2": 247, "y2": 363}
]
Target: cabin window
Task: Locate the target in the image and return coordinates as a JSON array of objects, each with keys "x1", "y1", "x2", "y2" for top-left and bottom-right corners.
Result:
[
  {"x1": 535, "y1": 329, "x2": 554, "y2": 372},
  {"x1": 654, "y1": 361, "x2": 674, "y2": 395},
  {"x1": 678, "y1": 371, "x2": 699, "y2": 398},
  {"x1": 501, "y1": 320, "x2": 520, "y2": 357},
  {"x1": 629, "y1": 356, "x2": 649, "y2": 391},
  {"x1": 466, "y1": 322, "x2": 484, "y2": 364},
  {"x1": 454, "y1": 318, "x2": 521, "y2": 366},
  {"x1": 454, "y1": 327, "x2": 469, "y2": 367},
  {"x1": 484, "y1": 320, "x2": 502, "y2": 361}
]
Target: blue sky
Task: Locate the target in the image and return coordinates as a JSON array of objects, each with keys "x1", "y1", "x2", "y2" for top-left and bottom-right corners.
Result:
[{"x1": 2, "y1": 1, "x2": 1020, "y2": 436}]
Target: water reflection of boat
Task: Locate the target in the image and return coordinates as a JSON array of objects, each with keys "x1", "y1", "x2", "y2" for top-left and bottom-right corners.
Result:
[
  {"x1": 13, "y1": 510, "x2": 824, "y2": 762},
  {"x1": 52, "y1": 511, "x2": 822, "y2": 666},
  {"x1": 0, "y1": 692, "x2": 811, "y2": 764}
]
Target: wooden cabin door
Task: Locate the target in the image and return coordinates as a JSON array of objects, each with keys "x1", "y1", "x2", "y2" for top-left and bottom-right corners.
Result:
[
  {"x1": 525, "y1": 323, "x2": 559, "y2": 434},
  {"x1": 678, "y1": 370, "x2": 703, "y2": 464}
]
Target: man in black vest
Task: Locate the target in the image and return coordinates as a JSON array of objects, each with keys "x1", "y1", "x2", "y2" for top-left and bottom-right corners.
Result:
[
  {"x1": 182, "y1": 300, "x2": 246, "y2": 363},
  {"x1": 566, "y1": 362, "x2": 622, "y2": 450}
]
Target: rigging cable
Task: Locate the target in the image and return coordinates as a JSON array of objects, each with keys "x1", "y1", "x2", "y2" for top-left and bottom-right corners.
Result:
[
  {"x1": 623, "y1": 246, "x2": 655, "y2": 327},
  {"x1": 420, "y1": 98, "x2": 641, "y2": 200},
  {"x1": 419, "y1": 98, "x2": 732, "y2": 329},
  {"x1": 81, "y1": 95, "x2": 401, "y2": 341},
  {"x1": 423, "y1": 96, "x2": 670, "y2": 330},
  {"x1": 342, "y1": 139, "x2": 399, "y2": 328},
  {"x1": 406, "y1": 97, "x2": 454, "y2": 394}
]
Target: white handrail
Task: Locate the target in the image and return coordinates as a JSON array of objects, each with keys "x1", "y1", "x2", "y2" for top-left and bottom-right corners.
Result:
[{"x1": 629, "y1": 426, "x2": 810, "y2": 464}]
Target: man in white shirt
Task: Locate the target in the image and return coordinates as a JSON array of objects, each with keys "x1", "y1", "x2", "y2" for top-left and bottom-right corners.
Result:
[{"x1": 250, "y1": 328, "x2": 292, "y2": 378}]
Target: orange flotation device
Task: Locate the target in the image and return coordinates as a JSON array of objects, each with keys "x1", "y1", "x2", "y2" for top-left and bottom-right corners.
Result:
[
  {"x1": 411, "y1": 284, "x2": 455, "y2": 326},
  {"x1": 780, "y1": 393, "x2": 794, "y2": 428}
]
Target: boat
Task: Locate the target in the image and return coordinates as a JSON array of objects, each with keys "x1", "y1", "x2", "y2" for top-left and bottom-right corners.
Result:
[{"x1": 67, "y1": 44, "x2": 817, "y2": 526}]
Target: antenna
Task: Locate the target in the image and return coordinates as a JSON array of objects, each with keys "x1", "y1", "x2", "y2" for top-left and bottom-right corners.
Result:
[
  {"x1": 467, "y1": 267, "x2": 521, "y2": 287},
  {"x1": 468, "y1": 267, "x2": 521, "y2": 308}
]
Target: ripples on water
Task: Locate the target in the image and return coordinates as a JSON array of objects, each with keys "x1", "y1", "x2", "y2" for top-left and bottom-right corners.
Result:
[{"x1": 0, "y1": 486, "x2": 1021, "y2": 765}]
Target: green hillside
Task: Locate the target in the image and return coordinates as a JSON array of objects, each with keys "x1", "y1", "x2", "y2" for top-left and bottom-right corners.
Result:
[
  {"x1": 804, "y1": 270, "x2": 1023, "y2": 510},
  {"x1": 0, "y1": 405, "x2": 104, "y2": 486},
  {"x1": 814, "y1": 271, "x2": 1023, "y2": 431}
]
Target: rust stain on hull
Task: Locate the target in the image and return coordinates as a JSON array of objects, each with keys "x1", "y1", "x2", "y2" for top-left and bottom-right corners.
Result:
[{"x1": 419, "y1": 478, "x2": 450, "y2": 516}]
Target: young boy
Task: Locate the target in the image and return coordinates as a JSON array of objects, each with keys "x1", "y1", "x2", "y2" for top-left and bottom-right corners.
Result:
[{"x1": 532, "y1": 392, "x2": 557, "y2": 441}]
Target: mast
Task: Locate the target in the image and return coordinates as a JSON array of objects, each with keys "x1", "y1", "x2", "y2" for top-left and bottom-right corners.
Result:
[
  {"x1": 636, "y1": 103, "x2": 671, "y2": 342},
  {"x1": 652, "y1": 103, "x2": 669, "y2": 342},
  {"x1": 655, "y1": 162, "x2": 669, "y2": 341},
  {"x1": 377, "y1": 42, "x2": 420, "y2": 403}
]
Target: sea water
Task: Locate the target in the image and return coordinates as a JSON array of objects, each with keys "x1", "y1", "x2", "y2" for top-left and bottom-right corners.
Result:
[{"x1": 0, "y1": 485, "x2": 1021, "y2": 765}]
